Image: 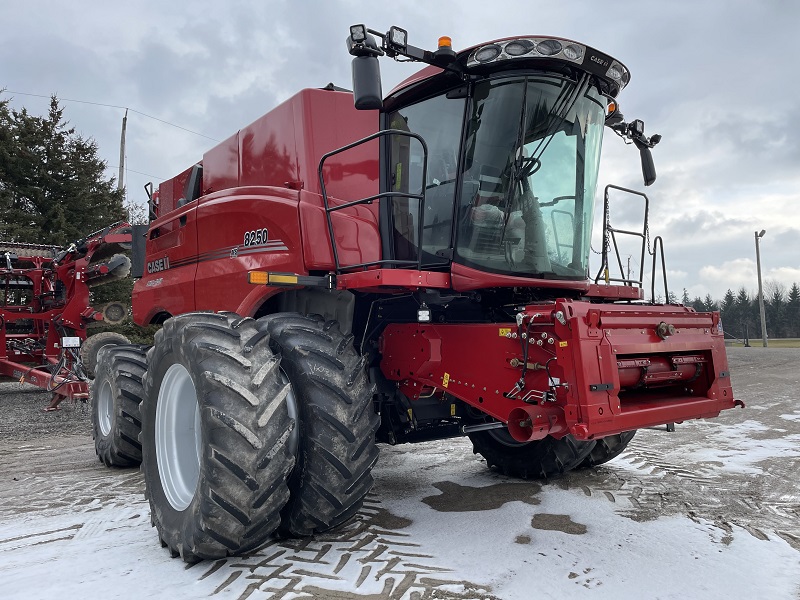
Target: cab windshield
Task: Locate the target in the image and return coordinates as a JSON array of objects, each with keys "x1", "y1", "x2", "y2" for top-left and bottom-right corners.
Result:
[
  {"x1": 456, "y1": 75, "x2": 605, "y2": 279},
  {"x1": 386, "y1": 73, "x2": 605, "y2": 279}
]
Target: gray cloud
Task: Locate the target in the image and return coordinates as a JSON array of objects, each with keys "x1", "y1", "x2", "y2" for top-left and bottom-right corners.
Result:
[{"x1": 2, "y1": 0, "x2": 799, "y2": 301}]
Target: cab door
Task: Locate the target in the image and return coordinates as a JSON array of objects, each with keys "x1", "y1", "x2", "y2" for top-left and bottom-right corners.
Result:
[{"x1": 385, "y1": 92, "x2": 466, "y2": 266}]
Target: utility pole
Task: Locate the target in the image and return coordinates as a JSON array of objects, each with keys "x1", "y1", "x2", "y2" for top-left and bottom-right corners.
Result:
[
  {"x1": 118, "y1": 109, "x2": 128, "y2": 194},
  {"x1": 754, "y1": 230, "x2": 768, "y2": 347}
]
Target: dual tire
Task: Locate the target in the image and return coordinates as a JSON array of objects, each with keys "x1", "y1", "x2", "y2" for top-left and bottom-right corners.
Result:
[{"x1": 138, "y1": 312, "x2": 377, "y2": 562}]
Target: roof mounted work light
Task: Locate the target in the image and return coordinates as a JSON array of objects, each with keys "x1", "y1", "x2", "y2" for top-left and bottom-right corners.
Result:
[
  {"x1": 350, "y1": 24, "x2": 367, "y2": 43},
  {"x1": 347, "y1": 25, "x2": 383, "y2": 58},
  {"x1": 388, "y1": 26, "x2": 408, "y2": 52}
]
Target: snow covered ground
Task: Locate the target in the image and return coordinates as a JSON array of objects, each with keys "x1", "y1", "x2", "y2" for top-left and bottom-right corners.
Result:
[{"x1": 1, "y1": 347, "x2": 799, "y2": 599}]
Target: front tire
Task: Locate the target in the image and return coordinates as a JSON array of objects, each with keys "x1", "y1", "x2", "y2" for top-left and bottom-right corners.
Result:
[
  {"x1": 141, "y1": 313, "x2": 296, "y2": 562},
  {"x1": 579, "y1": 431, "x2": 637, "y2": 468},
  {"x1": 91, "y1": 344, "x2": 146, "y2": 467},
  {"x1": 259, "y1": 314, "x2": 380, "y2": 537},
  {"x1": 470, "y1": 429, "x2": 596, "y2": 479}
]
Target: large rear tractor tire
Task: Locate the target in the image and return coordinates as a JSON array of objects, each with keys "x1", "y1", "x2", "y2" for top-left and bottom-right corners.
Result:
[
  {"x1": 578, "y1": 431, "x2": 637, "y2": 468},
  {"x1": 141, "y1": 312, "x2": 296, "y2": 563},
  {"x1": 91, "y1": 344, "x2": 146, "y2": 467},
  {"x1": 469, "y1": 429, "x2": 596, "y2": 479},
  {"x1": 81, "y1": 331, "x2": 131, "y2": 378},
  {"x1": 259, "y1": 313, "x2": 380, "y2": 537}
]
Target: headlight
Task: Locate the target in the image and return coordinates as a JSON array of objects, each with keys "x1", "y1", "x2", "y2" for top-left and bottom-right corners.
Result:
[
  {"x1": 504, "y1": 40, "x2": 535, "y2": 56},
  {"x1": 535, "y1": 39, "x2": 562, "y2": 56},
  {"x1": 563, "y1": 44, "x2": 582, "y2": 60},
  {"x1": 474, "y1": 44, "x2": 502, "y2": 63}
]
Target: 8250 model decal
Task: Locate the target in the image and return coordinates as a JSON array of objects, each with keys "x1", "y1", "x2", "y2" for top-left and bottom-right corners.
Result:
[{"x1": 243, "y1": 228, "x2": 269, "y2": 247}]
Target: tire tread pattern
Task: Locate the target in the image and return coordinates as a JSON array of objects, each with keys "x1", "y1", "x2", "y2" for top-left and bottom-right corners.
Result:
[
  {"x1": 259, "y1": 313, "x2": 380, "y2": 537},
  {"x1": 579, "y1": 431, "x2": 637, "y2": 468},
  {"x1": 91, "y1": 344, "x2": 146, "y2": 467},
  {"x1": 470, "y1": 431, "x2": 596, "y2": 479},
  {"x1": 141, "y1": 312, "x2": 295, "y2": 563}
]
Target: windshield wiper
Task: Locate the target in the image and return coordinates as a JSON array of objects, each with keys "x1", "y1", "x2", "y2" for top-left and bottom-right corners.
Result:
[
  {"x1": 528, "y1": 72, "x2": 591, "y2": 164},
  {"x1": 500, "y1": 79, "x2": 530, "y2": 239}
]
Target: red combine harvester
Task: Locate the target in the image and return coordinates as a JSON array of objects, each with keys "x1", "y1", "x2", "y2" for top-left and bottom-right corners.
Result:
[
  {"x1": 1, "y1": 223, "x2": 133, "y2": 409},
  {"x1": 93, "y1": 25, "x2": 741, "y2": 563}
]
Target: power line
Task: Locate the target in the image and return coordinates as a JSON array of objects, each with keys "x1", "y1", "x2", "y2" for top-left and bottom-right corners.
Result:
[
  {"x1": 2, "y1": 90, "x2": 220, "y2": 142},
  {"x1": 106, "y1": 165, "x2": 164, "y2": 180}
]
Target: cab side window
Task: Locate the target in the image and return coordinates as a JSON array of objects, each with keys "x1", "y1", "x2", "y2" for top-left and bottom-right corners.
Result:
[{"x1": 388, "y1": 94, "x2": 465, "y2": 264}]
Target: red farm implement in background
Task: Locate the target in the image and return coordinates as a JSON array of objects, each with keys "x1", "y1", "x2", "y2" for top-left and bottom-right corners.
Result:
[{"x1": 0, "y1": 223, "x2": 133, "y2": 408}]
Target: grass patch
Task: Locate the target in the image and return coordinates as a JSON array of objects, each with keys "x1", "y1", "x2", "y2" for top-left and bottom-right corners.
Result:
[
  {"x1": 88, "y1": 321, "x2": 160, "y2": 346},
  {"x1": 726, "y1": 338, "x2": 800, "y2": 348}
]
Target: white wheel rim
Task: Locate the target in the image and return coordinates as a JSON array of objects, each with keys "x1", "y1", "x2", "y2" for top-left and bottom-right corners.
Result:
[
  {"x1": 97, "y1": 379, "x2": 113, "y2": 437},
  {"x1": 156, "y1": 363, "x2": 201, "y2": 511}
]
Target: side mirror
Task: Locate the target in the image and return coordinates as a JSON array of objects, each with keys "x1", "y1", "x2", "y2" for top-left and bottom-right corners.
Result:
[
  {"x1": 613, "y1": 118, "x2": 658, "y2": 187},
  {"x1": 629, "y1": 120, "x2": 656, "y2": 186},
  {"x1": 638, "y1": 145, "x2": 657, "y2": 187},
  {"x1": 351, "y1": 55, "x2": 383, "y2": 110}
]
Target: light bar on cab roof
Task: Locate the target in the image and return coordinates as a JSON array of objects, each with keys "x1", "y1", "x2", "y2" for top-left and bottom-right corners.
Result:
[{"x1": 466, "y1": 37, "x2": 631, "y2": 92}]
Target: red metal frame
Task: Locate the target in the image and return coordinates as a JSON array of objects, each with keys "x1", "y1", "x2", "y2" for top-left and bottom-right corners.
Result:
[
  {"x1": 1, "y1": 224, "x2": 131, "y2": 404},
  {"x1": 380, "y1": 300, "x2": 738, "y2": 441}
]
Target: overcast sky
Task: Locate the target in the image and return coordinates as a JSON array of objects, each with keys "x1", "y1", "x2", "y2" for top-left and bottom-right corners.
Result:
[{"x1": 3, "y1": 0, "x2": 798, "y2": 301}]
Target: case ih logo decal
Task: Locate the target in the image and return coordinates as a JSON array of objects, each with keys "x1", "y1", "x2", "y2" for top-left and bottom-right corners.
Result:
[
  {"x1": 589, "y1": 54, "x2": 609, "y2": 67},
  {"x1": 147, "y1": 256, "x2": 170, "y2": 274}
]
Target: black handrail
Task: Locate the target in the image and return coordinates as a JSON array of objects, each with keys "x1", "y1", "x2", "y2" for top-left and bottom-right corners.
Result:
[
  {"x1": 594, "y1": 184, "x2": 671, "y2": 303},
  {"x1": 650, "y1": 235, "x2": 670, "y2": 303},
  {"x1": 594, "y1": 184, "x2": 649, "y2": 287},
  {"x1": 318, "y1": 129, "x2": 428, "y2": 274}
]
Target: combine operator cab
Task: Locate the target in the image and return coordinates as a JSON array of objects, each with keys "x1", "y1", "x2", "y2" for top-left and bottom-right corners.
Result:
[
  {"x1": 323, "y1": 25, "x2": 740, "y2": 453},
  {"x1": 338, "y1": 26, "x2": 660, "y2": 281}
]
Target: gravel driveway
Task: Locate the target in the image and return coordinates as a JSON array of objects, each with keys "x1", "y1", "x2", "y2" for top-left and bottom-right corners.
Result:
[{"x1": 1, "y1": 347, "x2": 799, "y2": 599}]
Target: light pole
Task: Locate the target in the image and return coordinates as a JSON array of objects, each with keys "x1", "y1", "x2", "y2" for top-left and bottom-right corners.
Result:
[{"x1": 754, "y1": 230, "x2": 768, "y2": 347}]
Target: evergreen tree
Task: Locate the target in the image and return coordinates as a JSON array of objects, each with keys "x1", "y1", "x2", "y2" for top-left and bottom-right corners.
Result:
[
  {"x1": 0, "y1": 95, "x2": 125, "y2": 245},
  {"x1": 787, "y1": 283, "x2": 800, "y2": 338},
  {"x1": 704, "y1": 294, "x2": 718, "y2": 312},
  {"x1": 735, "y1": 287, "x2": 754, "y2": 340},
  {"x1": 720, "y1": 289, "x2": 739, "y2": 338},
  {"x1": 765, "y1": 282, "x2": 786, "y2": 338}
]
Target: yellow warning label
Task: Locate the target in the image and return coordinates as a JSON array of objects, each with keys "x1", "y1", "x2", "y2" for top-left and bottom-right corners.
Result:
[
  {"x1": 450, "y1": 403, "x2": 456, "y2": 417},
  {"x1": 499, "y1": 328, "x2": 511, "y2": 337},
  {"x1": 559, "y1": 341, "x2": 568, "y2": 347},
  {"x1": 442, "y1": 372, "x2": 450, "y2": 388}
]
